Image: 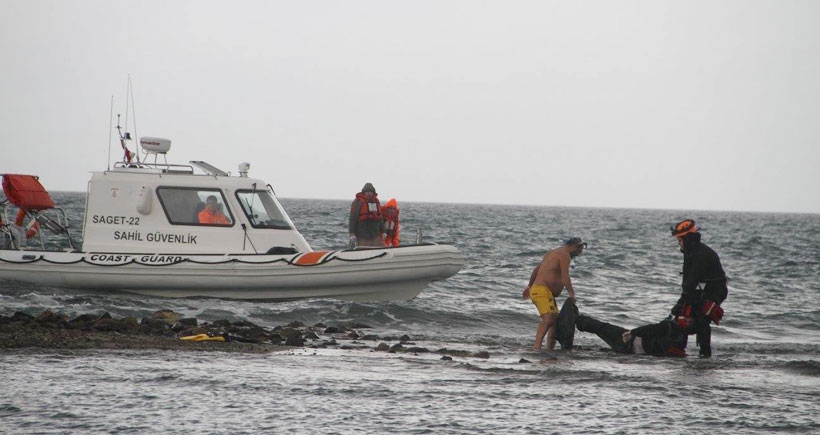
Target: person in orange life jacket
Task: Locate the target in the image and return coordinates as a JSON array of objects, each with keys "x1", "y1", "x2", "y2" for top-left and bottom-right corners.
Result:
[
  {"x1": 577, "y1": 313, "x2": 690, "y2": 357},
  {"x1": 381, "y1": 198, "x2": 400, "y2": 247},
  {"x1": 522, "y1": 237, "x2": 586, "y2": 350},
  {"x1": 198, "y1": 195, "x2": 231, "y2": 225},
  {"x1": 668, "y1": 219, "x2": 728, "y2": 358},
  {"x1": 348, "y1": 183, "x2": 384, "y2": 247}
]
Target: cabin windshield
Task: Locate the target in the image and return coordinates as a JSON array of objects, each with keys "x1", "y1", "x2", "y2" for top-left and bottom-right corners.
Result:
[
  {"x1": 157, "y1": 187, "x2": 234, "y2": 226},
  {"x1": 235, "y1": 189, "x2": 293, "y2": 230}
]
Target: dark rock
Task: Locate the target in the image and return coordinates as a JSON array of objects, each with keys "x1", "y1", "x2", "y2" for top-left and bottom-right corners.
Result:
[
  {"x1": 389, "y1": 343, "x2": 404, "y2": 353},
  {"x1": 37, "y1": 310, "x2": 68, "y2": 327},
  {"x1": 277, "y1": 327, "x2": 302, "y2": 339},
  {"x1": 519, "y1": 358, "x2": 531, "y2": 363},
  {"x1": 67, "y1": 314, "x2": 97, "y2": 330},
  {"x1": 399, "y1": 334, "x2": 411, "y2": 343},
  {"x1": 211, "y1": 319, "x2": 232, "y2": 328},
  {"x1": 347, "y1": 331, "x2": 359, "y2": 339},
  {"x1": 304, "y1": 331, "x2": 319, "y2": 340},
  {"x1": 436, "y1": 348, "x2": 472, "y2": 358},
  {"x1": 359, "y1": 334, "x2": 379, "y2": 341},
  {"x1": 233, "y1": 320, "x2": 260, "y2": 328},
  {"x1": 239, "y1": 326, "x2": 269, "y2": 343},
  {"x1": 122, "y1": 317, "x2": 140, "y2": 332},
  {"x1": 472, "y1": 351, "x2": 490, "y2": 359},
  {"x1": 324, "y1": 326, "x2": 344, "y2": 334},
  {"x1": 179, "y1": 318, "x2": 198, "y2": 327},
  {"x1": 94, "y1": 317, "x2": 125, "y2": 332},
  {"x1": 221, "y1": 334, "x2": 251, "y2": 344},
  {"x1": 152, "y1": 309, "x2": 182, "y2": 324},
  {"x1": 284, "y1": 336, "x2": 305, "y2": 347},
  {"x1": 286, "y1": 320, "x2": 305, "y2": 328},
  {"x1": 139, "y1": 317, "x2": 171, "y2": 335},
  {"x1": 374, "y1": 342, "x2": 390, "y2": 352},
  {"x1": 406, "y1": 346, "x2": 430, "y2": 353},
  {"x1": 11, "y1": 311, "x2": 34, "y2": 323},
  {"x1": 441, "y1": 356, "x2": 453, "y2": 361}
]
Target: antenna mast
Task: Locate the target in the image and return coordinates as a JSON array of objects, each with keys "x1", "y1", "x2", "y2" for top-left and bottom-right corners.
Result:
[
  {"x1": 126, "y1": 75, "x2": 141, "y2": 162},
  {"x1": 114, "y1": 76, "x2": 139, "y2": 164},
  {"x1": 107, "y1": 95, "x2": 113, "y2": 170}
]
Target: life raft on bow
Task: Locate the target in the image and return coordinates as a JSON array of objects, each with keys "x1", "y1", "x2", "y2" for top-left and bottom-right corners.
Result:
[{"x1": 2, "y1": 174, "x2": 54, "y2": 240}]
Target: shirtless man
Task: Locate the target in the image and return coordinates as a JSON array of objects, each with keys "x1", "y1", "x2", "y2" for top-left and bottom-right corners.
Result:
[{"x1": 522, "y1": 237, "x2": 586, "y2": 350}]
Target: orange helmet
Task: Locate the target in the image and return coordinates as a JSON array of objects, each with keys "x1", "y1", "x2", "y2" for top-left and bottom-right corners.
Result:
[{"x1": 671, "y1": 219, "x2": 699, "y2": 238}]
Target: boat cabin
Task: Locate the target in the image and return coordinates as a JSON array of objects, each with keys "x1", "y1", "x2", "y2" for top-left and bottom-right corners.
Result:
[{"x1": 4, "y1": 137, "x2": 312, "y2": 255}]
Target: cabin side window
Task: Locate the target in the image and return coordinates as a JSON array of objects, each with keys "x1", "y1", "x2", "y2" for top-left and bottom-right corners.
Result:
[
  {"x1": 156, "y1": 187, "x2": 234, "y2": 226},
  {"x1": 235, "y1": 190, "x2": 292, "y2": 230}
]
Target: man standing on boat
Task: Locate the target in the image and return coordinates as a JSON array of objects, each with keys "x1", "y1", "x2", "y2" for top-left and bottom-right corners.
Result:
[
  {"x1": 522, "y1": 237, "x2": 586, "y2": 350},
  {"x1": 349, "y1": 183, "x2": 384, "y2": 248},
  {"x1": 198, "y1": 195, "x2": 231, "y2": 225},
  {"x1": 669, "y1": 219, "x2": 728, "y2": 358}
]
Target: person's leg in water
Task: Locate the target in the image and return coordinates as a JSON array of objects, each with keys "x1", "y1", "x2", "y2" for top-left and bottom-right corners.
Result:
[
  {"x1": 576, "y1": 314, "x2": 632, "y2": 354},
  {"x1": 535, "y1": 312, "x2": 557, "y2": 350},
  {"x1": 696, "y1": 320, "x2": 712, "y2": 358},
  {"x1": 529, "y1": 284, "x2": 559, "y2": 350}
]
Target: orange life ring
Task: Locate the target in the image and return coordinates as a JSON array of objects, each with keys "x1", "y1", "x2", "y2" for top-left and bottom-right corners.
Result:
[{"x1": 14, "y1": 209, "x2": 40, "y2": 239}]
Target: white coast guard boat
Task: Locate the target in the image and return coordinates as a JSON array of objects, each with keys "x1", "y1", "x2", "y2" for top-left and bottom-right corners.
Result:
[{"x1": 0, "y1": 134, "x2": 463, "y2": 302}]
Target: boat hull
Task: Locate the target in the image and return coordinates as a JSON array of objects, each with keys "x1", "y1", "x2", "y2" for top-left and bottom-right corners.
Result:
[{"x1": 0, "y1": 244, "x2": 464, "y2": 302}]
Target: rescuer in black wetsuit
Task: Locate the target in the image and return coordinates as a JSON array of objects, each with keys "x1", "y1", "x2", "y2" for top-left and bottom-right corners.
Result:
[
  {"x1": 669, "y1": 219, "x2": 728, "y2": 358},
  {"x1": 575, "y1": 220, "x2": 727, "y2": 358},
  {"x1": 576, "y1": 314, "x2": 689, "y2": 357}
]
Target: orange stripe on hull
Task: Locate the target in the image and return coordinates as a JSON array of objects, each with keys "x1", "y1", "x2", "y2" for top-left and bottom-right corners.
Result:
[{"x1": 294, "y1": 251, "x2": 329, "y2": 265}]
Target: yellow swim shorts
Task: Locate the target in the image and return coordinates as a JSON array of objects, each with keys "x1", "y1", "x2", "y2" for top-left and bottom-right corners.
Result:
[{"x1": 530, "y1": 284, "x2": 558, "y2": 316}]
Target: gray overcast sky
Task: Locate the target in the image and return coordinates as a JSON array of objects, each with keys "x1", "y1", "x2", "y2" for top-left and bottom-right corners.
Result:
[{"x1": 2, "y1": 1, "x2": 819, "y2": 213}]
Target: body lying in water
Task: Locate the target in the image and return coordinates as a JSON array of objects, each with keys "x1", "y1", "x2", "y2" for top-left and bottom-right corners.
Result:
[{"x1": 576, "y1": 314, "x2": 690, "y2": 357}]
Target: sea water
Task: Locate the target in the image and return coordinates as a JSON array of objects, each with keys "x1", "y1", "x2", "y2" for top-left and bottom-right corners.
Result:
[{"x1": 1, "y1": 194, "x2": 819, "y2": 434}]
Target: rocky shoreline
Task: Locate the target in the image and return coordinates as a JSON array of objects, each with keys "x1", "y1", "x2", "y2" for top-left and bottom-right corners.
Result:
[{"x1": 0, "y1": 309, "x2": 494, "y2": 360}]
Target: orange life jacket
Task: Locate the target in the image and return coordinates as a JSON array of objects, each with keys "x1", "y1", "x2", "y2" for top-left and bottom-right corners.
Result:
[
  {"x1": 198, "y1": 209, "x2": 230, "y2": 225},
  {"x1": 355, "y1": 192, "x2": 382, "y2": 222},
  {"x1": 381, "y1": 198, "x2": 400, "y2": 247}
]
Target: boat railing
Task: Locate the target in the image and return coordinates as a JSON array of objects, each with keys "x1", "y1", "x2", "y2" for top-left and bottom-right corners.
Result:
[
  {"x1": 113, "y1": 161, "x2": 195, "y2": 174},
  {"x1": 1, "y1": 204, "x2": 76, "y2": 251}
]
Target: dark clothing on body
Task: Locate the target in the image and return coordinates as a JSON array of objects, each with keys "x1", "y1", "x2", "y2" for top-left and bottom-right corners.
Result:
[
  {"x1": 672, "y1": 232, "x2": 728, "y2": 357},
  {"x1": 576, "y1": 314, "x2": 689, "y2": 357}
]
